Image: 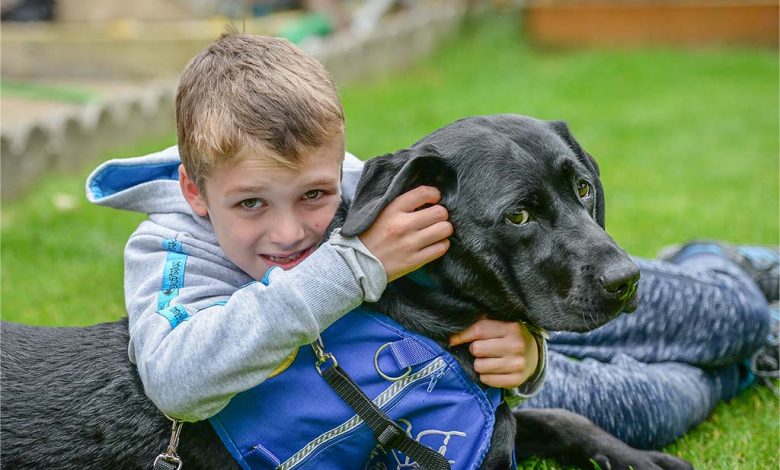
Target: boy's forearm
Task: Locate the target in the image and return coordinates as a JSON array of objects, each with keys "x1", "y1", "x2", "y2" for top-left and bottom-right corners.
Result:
[{"x1": 127, "y1": 237, "x2": 386, "y2": 421}]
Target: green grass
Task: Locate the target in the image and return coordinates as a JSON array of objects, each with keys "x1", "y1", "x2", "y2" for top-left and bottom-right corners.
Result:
[
  {"x1": 1, "y1": 136, "x2": 173, "y2": 325},
  {"x1": 1, "y1": 79, "x2": 100, "y2": 103},
  {"x1": 2, "y1": 12, "x2": 778, "y2": 469}
]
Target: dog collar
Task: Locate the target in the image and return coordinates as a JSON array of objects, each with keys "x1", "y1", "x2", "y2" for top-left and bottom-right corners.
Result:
[
  {"x1": 404, "y1": 267, "x2": 440, "y2": 289},
  {"x1": 523, "y1": 322, "x2": 550, "y2": 340}
]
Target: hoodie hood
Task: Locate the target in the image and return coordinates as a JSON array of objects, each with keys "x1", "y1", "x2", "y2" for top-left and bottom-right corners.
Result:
[{"x1": 86, "y1": 145, "x2": 191, "y2": 214}]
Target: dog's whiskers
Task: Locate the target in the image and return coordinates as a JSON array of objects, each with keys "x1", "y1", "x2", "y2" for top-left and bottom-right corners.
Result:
[{"x1": 581, "y1": 304, "x2": 596, "y2": 331}]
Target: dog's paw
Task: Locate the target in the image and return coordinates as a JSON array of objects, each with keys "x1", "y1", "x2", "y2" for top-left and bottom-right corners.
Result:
[
  {"x1": 645, "y1": 450, "x2": 694, "y2": 470},
  {"x1": 513, "y1": 409, "x2": 693, "y2": 470},
  {"x1": 590, "y1": 449, "x2": 693, "y2": 470}
]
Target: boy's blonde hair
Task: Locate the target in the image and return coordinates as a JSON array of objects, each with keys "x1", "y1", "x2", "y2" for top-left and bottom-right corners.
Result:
[{"x1": 176, "y1": 32, "x2": 345, "y2": 191}]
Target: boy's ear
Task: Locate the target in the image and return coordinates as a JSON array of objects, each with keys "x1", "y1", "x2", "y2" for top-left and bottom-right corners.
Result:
[
  {"x1": 179, "y1": 164, "x2": 209, "y2": 217},
  {"x1": 341, "y1": 144, "x2": 455, "y2": 237}
]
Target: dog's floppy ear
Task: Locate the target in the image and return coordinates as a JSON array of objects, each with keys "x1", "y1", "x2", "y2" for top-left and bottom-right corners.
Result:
[
  {"x1": 548, "y1": 121, "x2": 606, "y2": 228},
  {"x1": 341, "y1": 144, "x2": 454, "y2": 237}
]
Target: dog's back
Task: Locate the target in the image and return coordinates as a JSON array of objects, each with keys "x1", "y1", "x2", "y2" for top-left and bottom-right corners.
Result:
[
  {"x1": 1, "y1": 319, "x2": 164, "y2": 467},
  {"x1": 1, "y1": 319, "x2": 233, "y2": 469}
]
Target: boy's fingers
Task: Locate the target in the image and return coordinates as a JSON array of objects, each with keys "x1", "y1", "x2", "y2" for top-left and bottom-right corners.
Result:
[
  {"x1": 449, "y1": 319, "x2": 515, "y2": 346},
  {"x1": 410, "y1": 238, "x2": 450, "y2": 267},
  {"x1": 410, "y1": 220, "x2": 453, "y2": 248},
  {"x1": 388, "y1": 239, "x2": 450, "y2": 282},
  {"x1": 407, "y1": 204, "x2": 450, "y2": 230},
  {"x1": 474, "y1": 356, "x2": 526, "y2": 375},
  {"x1": 449, "y1": 325, "x2": 476, "y2": 346},
  {"x1": 468, "y1": 337, "x2": 525, "y2": 358},
  {"x1": 478, "y1": 373, "x2": 525, "y2": 389},
  {"x1": 392, "y1": 186, "x2": 441, "y2": 212}
]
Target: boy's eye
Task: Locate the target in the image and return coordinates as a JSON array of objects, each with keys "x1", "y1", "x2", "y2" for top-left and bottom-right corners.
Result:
[
  {"x1": 240, "y1": 198, "x2": 265, "y2": 210},
  {"x1": 303, "y1": 190, "x2": 323, "y2": 200}
]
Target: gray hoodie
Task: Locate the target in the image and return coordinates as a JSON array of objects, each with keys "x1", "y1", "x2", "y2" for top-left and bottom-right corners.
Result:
[{"x1": 86, "y1": 146, "x2": 386, "y2": 421}]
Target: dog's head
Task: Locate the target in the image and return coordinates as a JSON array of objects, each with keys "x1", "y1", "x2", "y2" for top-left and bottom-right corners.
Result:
[{"x1": 341, "y1": 114, "x2": 639, "y2": 335}]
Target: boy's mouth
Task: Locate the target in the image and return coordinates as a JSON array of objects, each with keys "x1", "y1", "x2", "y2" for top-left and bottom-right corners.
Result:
[{"x1": 261, "y1": 245, "x2": 315, "y2": 270}]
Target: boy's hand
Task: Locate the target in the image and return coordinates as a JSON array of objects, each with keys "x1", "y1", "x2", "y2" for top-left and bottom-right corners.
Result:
[
  {"x1": 359, "y1": 186, "x2": 452, "y2": 282},
  {"x1": 450, "y1": 318, "x2": 539, "y2": 389}
]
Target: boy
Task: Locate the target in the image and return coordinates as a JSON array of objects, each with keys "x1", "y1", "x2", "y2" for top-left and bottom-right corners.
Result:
[{"x1": 87, "y1": 33, "x2": 543, "y2": 423}]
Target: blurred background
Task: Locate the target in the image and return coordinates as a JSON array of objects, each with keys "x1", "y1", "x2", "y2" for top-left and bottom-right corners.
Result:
[
  {"x1": 1, "y1": 1, "x2": 778, "y2": 468},
  {"x1": 1, "y1": 0, "x2": 777, "y2": 201}
]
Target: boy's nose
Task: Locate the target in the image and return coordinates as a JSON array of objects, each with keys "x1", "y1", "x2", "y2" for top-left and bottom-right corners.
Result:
[{"x1": 268, "y1": 213, "x2": 306, "y2": 248}]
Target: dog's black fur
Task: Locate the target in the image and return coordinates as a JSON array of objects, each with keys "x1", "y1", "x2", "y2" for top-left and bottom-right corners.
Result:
[{"x1": 1, "y1": 115, "x2": 691, "y2": 469}]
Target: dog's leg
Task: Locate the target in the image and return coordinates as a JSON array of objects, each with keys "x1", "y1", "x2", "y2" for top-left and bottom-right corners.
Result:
[
  {"x1": 478, "y1": 403, "x2": 516, "y2": 470},
  {"x1": 513, "y1": 408, "x2": 693, "y2": 470}
]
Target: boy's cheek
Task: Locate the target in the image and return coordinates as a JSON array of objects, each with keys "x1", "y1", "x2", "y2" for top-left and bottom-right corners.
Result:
[{"x1": 312, "y1": 200, "x2": 341, "y2": 236}]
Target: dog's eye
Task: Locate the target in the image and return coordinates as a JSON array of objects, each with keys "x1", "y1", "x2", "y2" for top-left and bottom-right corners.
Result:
[
  {"x1": 577, "y1": 180, "x2": 592, "y2": 199},
  {"x1": 507, "y1": 210, "x2": 531, "y2": 225}
]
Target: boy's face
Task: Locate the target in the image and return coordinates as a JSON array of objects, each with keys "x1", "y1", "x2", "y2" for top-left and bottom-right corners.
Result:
[{"x1": 180, "y1": 140, "x2": 344, "y2": 281}]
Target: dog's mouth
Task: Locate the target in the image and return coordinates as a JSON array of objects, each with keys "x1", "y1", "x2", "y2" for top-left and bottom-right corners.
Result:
[
  {"x1": 572, "y1": 284, "x2": 640, "y2": 332},
  {"x1": 520, "y1": 273, "x2": 640, "y2": 333},
  {"x1": 568, "y1": 257, "x2": 642, "y2": 331},
  {"x1": 620, "y1": 284, "x2": 640, "y2": 313}
]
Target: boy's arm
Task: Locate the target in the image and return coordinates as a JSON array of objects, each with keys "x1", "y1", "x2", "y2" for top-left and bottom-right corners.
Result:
[{"x1": 125, "y1": 225, "x2": 386, "y2": 422}]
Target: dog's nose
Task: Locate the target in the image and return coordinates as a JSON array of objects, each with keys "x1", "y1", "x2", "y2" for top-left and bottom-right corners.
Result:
[{"x1": 599, "y1": 263, "x2": 640, "y2": 301}]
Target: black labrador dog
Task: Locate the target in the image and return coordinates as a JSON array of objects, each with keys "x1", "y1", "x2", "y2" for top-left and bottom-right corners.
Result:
[{"x1": 1, "y1": 115, "x2": 691, "y2": 469}]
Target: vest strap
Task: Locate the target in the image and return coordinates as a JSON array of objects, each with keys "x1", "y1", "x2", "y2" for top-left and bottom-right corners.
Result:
[
  {"x1": 320, "y1": 362, "x2": 451, "y2": 470},
  {"x1": 388, "y1": 337, "x2": 438, "y2": 369}
]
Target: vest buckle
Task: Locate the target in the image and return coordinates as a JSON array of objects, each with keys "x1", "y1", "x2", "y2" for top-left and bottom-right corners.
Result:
[{"x1": 312, "y1": 337, "x2": 338, "y2": 375}]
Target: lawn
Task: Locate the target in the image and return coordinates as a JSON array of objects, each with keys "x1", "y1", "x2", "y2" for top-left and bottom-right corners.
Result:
[{"x1": 2, "y1": 11, "x2": 778, "y2": 470}]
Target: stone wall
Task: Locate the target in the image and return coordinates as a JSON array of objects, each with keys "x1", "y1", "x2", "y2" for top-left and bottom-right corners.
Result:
[
  {"x1": 1, "y1": 83, "x2": 176, "y2": 199},
  {"x1": 1, "y1": 1, "x2": 468, "y2": 200}
]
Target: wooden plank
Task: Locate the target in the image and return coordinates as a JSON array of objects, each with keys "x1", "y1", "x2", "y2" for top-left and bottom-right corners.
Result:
[{"x1": 525, "y1": 1, "x2": 779, "y2": 47}]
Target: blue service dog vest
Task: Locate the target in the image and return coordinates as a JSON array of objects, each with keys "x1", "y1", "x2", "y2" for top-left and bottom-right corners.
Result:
[{"x1": 209, "y1": 307, "x2": 504, "y2": 470}]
